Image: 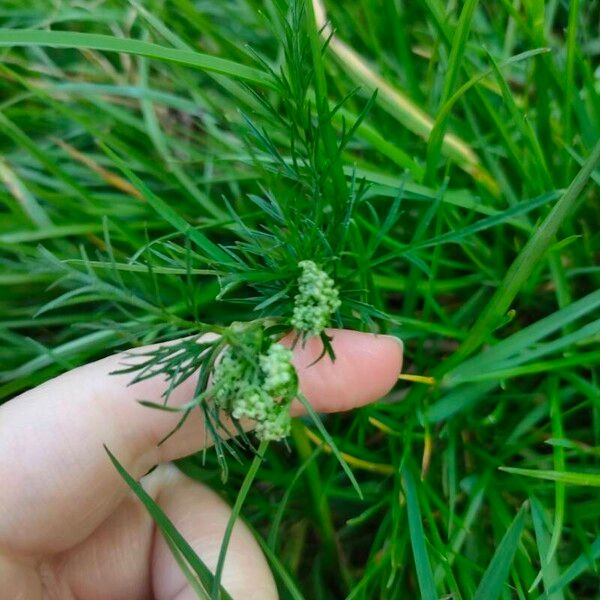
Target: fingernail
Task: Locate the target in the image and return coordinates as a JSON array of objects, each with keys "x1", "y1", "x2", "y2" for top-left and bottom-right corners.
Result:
[{"x1": 380, "y1": 334, "x2": 404, "y2": 352}]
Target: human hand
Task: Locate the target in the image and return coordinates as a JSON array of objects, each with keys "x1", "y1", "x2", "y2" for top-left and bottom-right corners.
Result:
[{"x1": 0, "y1": 329, "x2": 402, "y2": 599}]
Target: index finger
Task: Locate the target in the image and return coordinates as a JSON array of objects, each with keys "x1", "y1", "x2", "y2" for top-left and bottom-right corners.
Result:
[{"x1": 0, "y1": 329, "x2": 402, "y2": 557}]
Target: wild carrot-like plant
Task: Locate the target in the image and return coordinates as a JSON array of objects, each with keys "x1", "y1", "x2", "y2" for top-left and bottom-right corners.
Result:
[{"x1": 1, "y1": 0, "x2": 600, "y2": 598}]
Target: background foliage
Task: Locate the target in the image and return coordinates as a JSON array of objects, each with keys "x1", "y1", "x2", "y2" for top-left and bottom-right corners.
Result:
[{"x1": 1, "y1": 0, "x2": 599, "y2": 598}]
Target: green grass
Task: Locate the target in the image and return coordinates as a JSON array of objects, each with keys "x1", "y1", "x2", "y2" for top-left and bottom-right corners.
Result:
[{"x1": 1, "y1": 0, "x2": 599, "y2": 598}]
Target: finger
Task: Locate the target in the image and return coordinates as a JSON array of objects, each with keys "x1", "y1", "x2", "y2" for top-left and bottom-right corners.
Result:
[
  {"x1": 150, "y1": 465, "x2": 276, "y2": 600},
  {"x1": 283, "y1": 329, "x2": 403, "y2": 415},
  {"x1": 0, "y1": 330, "x2": 402, "y2": 556},
  {"x1": 39, "y1": 466, "x2": 276, "y2": 600}
]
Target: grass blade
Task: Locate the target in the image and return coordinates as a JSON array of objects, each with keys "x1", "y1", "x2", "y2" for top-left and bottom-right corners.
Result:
[
  {"x1": 297, "y1": 392, "x2": 363, "y2": 499},
  {"x1": 402, "y1": 466, "x2": 437, "y2": 600},
  {"x1": 425, "y1": 0, "x2": 479, "y2": 183},
  {"x1": 0, "y1": 29, "x2": 274, "y2": 87},
  {"x1": 473, "y1": 503, "x2": 527, "y2": 600},
  {"x1": 255, "y1": 533, "x2": 307, "y2": 600},
  {"x1": 105, "y1": 446, "x2": 233, "y2": 600},
  {"x1": 544, "y1": 537, "x2": 600, "y2": 597},
  {"x1": 99, "y1": 143, "x2": 234, "y2": 266},
  {"x1": 446, "y1": 288, "x2": 600, "y2": 384},
  {"x1": 530, "y1": 495, "x2": 564, "y2": 600},
  {"x1": 451, "y1": 137, "x2": 600, "y2": 365},
  {"x1": 500, "y1": 467, "x2": 600, "y2": 487}
]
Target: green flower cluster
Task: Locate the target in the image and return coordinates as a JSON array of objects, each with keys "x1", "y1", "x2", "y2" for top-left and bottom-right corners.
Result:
[
  {"x1": 291, "y1": 260, "x2": 341, "y2": 337},
  {"x1": 212, "y1": 342, "x2": 297, "y2": 441}
]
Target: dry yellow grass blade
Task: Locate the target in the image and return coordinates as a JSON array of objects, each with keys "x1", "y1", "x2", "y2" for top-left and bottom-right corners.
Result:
[
  {"x1": 0, "y1": 158, "x2": 52, "y2": 228},
  {"x1": 53, "y1": 138, "x2": 143, "y2": 200},
  {"x1": 303, "y1": 426, "x2": 394, "y2": 475},
  {"x1": 368, "y1": 416, "x2": 402, "y2": 436},
  {"x1": 398, "y1": 373, "x2": 436, "y2": 385},
  {"x1": 421, "y1": 427, "x2": 433, "y2": 479},
  {"x1": 312, "y1": 0, "x2": 496, "y2": 192}
]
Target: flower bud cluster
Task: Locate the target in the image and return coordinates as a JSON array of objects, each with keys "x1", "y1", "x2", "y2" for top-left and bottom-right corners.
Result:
[
  {"x1": 212, "y1": 342, "x2": 297, "y2": 441},
  {"x1": 291, "y1": 260, "x2": 341, "y2": 337}
]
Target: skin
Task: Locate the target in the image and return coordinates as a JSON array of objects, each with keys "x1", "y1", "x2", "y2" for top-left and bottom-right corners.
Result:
[{"x1": 0, "y1": 329, "x2": 403, "y2": 599}]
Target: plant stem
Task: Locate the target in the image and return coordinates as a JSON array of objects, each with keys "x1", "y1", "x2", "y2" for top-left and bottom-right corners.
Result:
[
  {"x1": 305, "y1": 0, "x2": 348, "y2": 204},
  {"x1": 212, "y1": 440, "x2": 269, "y2": 599}
]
